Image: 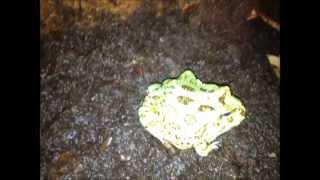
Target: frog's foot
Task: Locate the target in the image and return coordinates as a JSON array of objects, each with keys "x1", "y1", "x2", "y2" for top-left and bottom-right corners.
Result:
[
  {"x1": 162, "y1": 140, "x2": 176, "y2": 154},
  {"x1": 210, "y1": 140, "x2": 221, "y2": 150},
  {"x1": 194, "y1": 140, "x2": 221, "y2": 157}
]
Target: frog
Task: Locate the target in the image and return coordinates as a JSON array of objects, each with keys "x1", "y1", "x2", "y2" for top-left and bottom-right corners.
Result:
[{"x1": 138, "y1": 70, "x2": 246, "y2": 156}]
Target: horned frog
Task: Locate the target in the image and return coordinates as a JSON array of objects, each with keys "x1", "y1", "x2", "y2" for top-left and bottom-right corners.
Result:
[{"x1": 138, "y1": 70, "x2": 246, "y2": 156}]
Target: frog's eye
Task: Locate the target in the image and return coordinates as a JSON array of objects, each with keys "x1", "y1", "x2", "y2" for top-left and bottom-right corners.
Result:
[
  {"x1": 198, "y1": 105, "x2": 214, "y2": 112},
  {"x1": 177, "y1": 96, "x2": 194, "y2": 105},
  {"x1": 221, "y1": 108, "x2": 239, "y2": 118},
  {"x1": 221, "y1": 112, "x2": 232, "y2": 117}
]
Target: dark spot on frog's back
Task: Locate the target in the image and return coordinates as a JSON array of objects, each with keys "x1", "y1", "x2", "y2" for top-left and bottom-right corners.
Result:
[
  {"x1": 177, "y1": 96, "x2": 194, "y2": 105},
  {"x1": 200, "y1": 87, "x2": 215, "y2": 92},
  {"x1": 181, "y1": 85, "x2": 195, "y2": 91},
  {"x1": 152, "y1": 95, "x2": 160, "y2": 100},
  {"x1": 198, "y1": 105, "x2": 214, "y2": 112}
]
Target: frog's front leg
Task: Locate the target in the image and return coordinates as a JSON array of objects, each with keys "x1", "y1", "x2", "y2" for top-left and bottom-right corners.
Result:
[
  {"x1": 210, "y1": 140, "x2": 221, "y2": 150},
  {"x1": 194, "y1": 140, "x2": 221, "y2": 157}
]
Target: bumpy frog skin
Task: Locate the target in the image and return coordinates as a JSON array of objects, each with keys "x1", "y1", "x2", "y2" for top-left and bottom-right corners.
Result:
[{"x1": 138, "y1": 70, "x2": 246, "y2": 156}]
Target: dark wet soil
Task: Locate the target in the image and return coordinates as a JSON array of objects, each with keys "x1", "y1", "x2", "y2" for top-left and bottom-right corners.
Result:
[{"x1": 40, "y1": 3, "x2": 279, "y2": 180}]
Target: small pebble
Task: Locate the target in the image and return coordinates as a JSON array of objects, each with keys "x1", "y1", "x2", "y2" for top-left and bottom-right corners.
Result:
[
  {"x1": 268, "y1": 152, "x2": 277, "y2": 158},
  {"x1": 120, "y1": 155, "x2": 126, "y2": 161},
  {"x1": 107, "y1": 137, "x2": 113, "y2": 146},
  {"x1": 120, "y1": 154, "x2": 130, "y2": 161}
]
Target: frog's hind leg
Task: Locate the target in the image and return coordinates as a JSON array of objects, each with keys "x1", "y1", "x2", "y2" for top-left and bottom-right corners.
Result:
[{"x1": 162, "y1": 140, "x2": 176, "y2": 154}]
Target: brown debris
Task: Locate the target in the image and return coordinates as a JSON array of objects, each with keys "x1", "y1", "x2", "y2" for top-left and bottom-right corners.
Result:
[
  {"x1": 181, "y1": 0, "x2": 200, "y2": 14},
  {"x1": 267, "y1": 54, "x2": 280, "y2": 79},
  {"x1": 48, "y1": 151, "x2": 82, "y2": 179},
  {"x1": 99, "y1": 137, "x2": 113, "y2": 152},
  {"x1": 41, "y1": 0, "x2": 143, "y2": 35},
  {"x1": 247, "y1": 9, "x2": 280, "y2": 31},
  {"x1": 41, "y1": 0, "x2": 207, "y2": 36}
]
